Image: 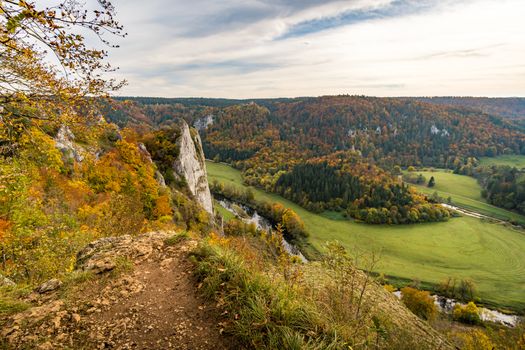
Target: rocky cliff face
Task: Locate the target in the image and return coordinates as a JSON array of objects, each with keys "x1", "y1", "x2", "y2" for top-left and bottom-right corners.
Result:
[
  {"x1": 173, "y1": 121, "x2": 213, "y2": 214},
  {"x1": 54, "y1": 126, "x2": 85, "y2": 162}
]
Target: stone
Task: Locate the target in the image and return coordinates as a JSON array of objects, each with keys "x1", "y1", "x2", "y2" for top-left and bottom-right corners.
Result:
[
  {"x1": 37, "y1": 341, "x2": 54, "y2": 350},
  {"x1": 172, "y1": 120, "x2": 213, "y2": 214},
  {"x1": 84, "y1": 257, "x2": 116, "y2": 274},
  {"x1": 193, "y1": 114, "x2": 214, "y2": 131},
  {"x1": 0, "y1": 274, "x2": 15, "y2": 287},
  {"x1": 54, "y1": 126, "x2": 85, "y2": 162},
  {"x1": 37, "y1": 279, "x2": 62, "y2": 294},
  {"x1": 72, "y1": 313, "x2": 81, "y2": 323}
]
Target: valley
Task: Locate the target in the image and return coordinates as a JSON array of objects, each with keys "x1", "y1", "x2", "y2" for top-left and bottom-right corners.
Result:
[
  {"x1": 405, "y1": 169, "x2": 525, "y2": 225},
  {"x1": 207, "y1": 160, "x2": 525, "y2": 312},
  {"x1": 3, "y1": 0, "x2": 525, "y2": 347},
  {"x1": 479, "y1": 154, "x2": 525, "y2": 169}
]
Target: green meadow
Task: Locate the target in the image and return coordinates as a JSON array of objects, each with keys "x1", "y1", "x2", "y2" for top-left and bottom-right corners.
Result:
[
  {"x1": 207, "y1": 161, "x2": 525, "y2": 312},
  {"x1": 479, "y1": 154, "x2": 525, "y2": 168},
  {"x1": 407, "y1": 170, "x2": 525, "y2": 225}
]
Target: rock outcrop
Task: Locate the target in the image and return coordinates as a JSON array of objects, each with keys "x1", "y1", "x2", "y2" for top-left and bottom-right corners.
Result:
[
  {"x1": 0, "y1": 274, "x2": 15, "y2": 287},
  {"x1": 37, "y1": 279, "x2": 63, "y2": 294},
  {"x1": 193, "y1": 114, "x2": 214, "y2": 131},
  {"x1": 173, "y1": 121, "x2": 213, "y2": 214},
  {"x1": 54, "y1": 126, "x2": 85, "y2": 163}
]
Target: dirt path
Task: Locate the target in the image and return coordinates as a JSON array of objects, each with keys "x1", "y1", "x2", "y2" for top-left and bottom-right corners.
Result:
[
  {"x1": 81, "y1": 241, "x2": 231, "y2": 349},
  {"x1": 1, "y1": 232, "x2": 236, "y2": 350}
]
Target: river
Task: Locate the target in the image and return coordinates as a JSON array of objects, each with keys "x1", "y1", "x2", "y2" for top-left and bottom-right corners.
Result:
[
  {"x1": 393, "y1": 291, "x2": 521, "y2": 327},
  {"x1": 216, "y1": 197, "x2": 307, "y2": 262},
  {"x1": 216, "y1": 197, "x2": 520, "y2": 326}
]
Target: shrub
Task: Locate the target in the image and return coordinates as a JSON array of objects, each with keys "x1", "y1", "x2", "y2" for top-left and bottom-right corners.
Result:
[
  {"x1": 401, "y1": 287, "x2": 437, "y2": 320},
  {"x1": 164, "y1": 231, "x2": 190, "y2": 246},
  {"x1": 384, "y1": 284, "x2": 396, "y2": 293},
  {"x1": 452, "y1": 329, "x2": 494, "y2": 350},
  {"x1": 453, "y1": 302, "x2": 482, "y2": 325}
]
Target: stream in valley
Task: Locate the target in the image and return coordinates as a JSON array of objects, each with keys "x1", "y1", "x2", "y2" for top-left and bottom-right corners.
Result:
[
  {"x1": 216, "y1": 197, "x2": 520, "y2": 327},
  {"x1": 393, "y1": 290, "x2": 521, "y2": 327},
  {"x1": 216, "y1": 197, "x2": 307, "y2": 262}
]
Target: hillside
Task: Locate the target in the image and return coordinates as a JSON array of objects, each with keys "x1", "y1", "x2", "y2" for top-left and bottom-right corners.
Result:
[
  {"x1": 1, "y1": 108, "x2": 522, "y2": 348},
  {"x1": 0, "y1": 112, "x2": 458, "y2": 349},
  {"x1": 416, "y1": 97, "x2": 525, "y2": 120},
  {"x1": 1, "y1": 230, "x2": 457, "y2": 350},
  {"x1": 108, "y1": 96, "x2": 525, "y2": 166}
]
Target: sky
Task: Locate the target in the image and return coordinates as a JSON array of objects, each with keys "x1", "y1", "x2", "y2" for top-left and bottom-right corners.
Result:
[{"x1": 104, "y1": 0, "x2": 525, "y2": 98}]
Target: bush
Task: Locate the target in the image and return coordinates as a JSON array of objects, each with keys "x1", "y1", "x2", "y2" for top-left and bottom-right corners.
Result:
[
  {"x1": 401, "y1": 287, "x2": 437, "y2": 320},
  {"x1": 383, "y1": 284, "x2": 396, "y2": 293},
  {"x1": 453, "y1": 302, "x2": 482, "y2": 325},
  {"x1": 164, "y1": 231, "x2": 190, "y2": 246}
]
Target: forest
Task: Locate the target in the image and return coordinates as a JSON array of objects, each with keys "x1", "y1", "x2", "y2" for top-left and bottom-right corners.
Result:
[
  {"x1": 105, "y1": 96, "x2": 525, "y2": 224},
  {"x1": 470, "y1": 165, "x2": 525, "y2": 215},
  {"x1": 417, "y1": 97, "x2": 525, "y2": 120}
]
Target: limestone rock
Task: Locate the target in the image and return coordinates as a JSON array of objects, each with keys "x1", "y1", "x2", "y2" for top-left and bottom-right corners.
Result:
[
  {"x1": 173, "y1": 120, "x2": 213, "y2": 214},
  {"x1": 75, "y1": 232, "x2": 170, "y2": 274},
  {"x1": 193, "y1": 114, "x2": 214, "y2": 131},
  {"x1": 54, "y1": 126, "x2": 85, "y2": 162},
  {"x1": 37, "y1": 279, "x2": 62, "y2": 294},
  {"x1": 0, "y1": 274, "x2": 15, "y2": 287}
]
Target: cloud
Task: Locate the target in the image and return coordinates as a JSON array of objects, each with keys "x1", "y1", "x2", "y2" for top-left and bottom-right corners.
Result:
[
  {"x1": 106, "y1": 0, "x2": 525, "y2": 98},
  {"x1": 278, "y1": 0, "x2": 438, "y2": 39}
]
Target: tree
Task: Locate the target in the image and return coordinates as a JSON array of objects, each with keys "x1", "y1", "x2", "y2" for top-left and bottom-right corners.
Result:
[
  {"x1": 427, "y1": 176, "x2": 435, "y2": 187},
  {"x1": 401, "y1": 287, "x2": 437, "y2": 320},
  {"x1": 453, "y1": 302, "x2": 481, "y2": 325},
  {"x1": 0, "y1": 0, "x2": 125, "y2": 154}
]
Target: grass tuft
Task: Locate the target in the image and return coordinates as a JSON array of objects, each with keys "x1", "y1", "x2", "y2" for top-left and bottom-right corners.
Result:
[
  {"x1": 164, "y1": 231, "x2": 190, "y2": 246},
  {"x1": 111, "y1": 256, "x2": 134, "y2": 277}
]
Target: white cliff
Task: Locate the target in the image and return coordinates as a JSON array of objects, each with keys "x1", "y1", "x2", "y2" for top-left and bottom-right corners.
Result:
[
  {"x1": 173, "y1": 121, "x2": 213, "y2": 214},
  {"x1": 193, "y1": 114, "x2": 214, "y2": 131},
  {"x1": 54, "y1": 126, "x2": 86, "y2": 162}
]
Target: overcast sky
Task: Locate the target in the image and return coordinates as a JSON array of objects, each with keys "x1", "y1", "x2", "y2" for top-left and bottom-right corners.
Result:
[{"x1": 106, "y1": 0, "x2": 525, "y2": 98}]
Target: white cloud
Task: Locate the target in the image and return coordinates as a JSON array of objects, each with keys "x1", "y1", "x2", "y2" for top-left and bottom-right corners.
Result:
[{"x1": 107, "y1": 0, "x2": 525, "y2": 97}]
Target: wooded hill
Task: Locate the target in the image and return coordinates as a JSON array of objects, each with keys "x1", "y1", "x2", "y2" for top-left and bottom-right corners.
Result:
[
  {"x1": 105, "y1": 95, "x2": 525, "y2": 224},
  {"x1": 416, "y1": 97, "x2": 525, "y2": 120}
]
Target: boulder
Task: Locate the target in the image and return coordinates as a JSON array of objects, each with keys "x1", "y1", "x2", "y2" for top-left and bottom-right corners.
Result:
[
  {"x1": 0, "y1": 274, "x2": 15, "y2": 287},
  {"x1": 37, "y1": 279, "x2": 62, "y2": 294}
]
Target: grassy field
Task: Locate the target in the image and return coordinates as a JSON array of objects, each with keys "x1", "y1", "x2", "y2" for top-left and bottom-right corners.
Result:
[
  {"x1": 408, "y1": 170, "x2": 525, "y2": 225},
  {"x1": 479, "y1": 155, "x2": 525, "y2": 168},
  {"x1": 207, "y1": 161, "x2": 525, "y2": 312}
]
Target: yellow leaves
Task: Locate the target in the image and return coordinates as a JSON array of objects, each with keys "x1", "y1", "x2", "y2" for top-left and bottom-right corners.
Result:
[
  {"x1": 0, "y1": 218, "x2": 12, "y2": 243},
  {"x1": 116, "y1": 140, "x2": 142, "y2": 167},
  {"x1": 400, "y1": 287, "x2": 437, "y2": 320},
  {"x1": 453, "y1": 329, "x2": 495, "y2": 350},
  {"x1": 153, "y1": 195, "x2": 173, "y2": 218},
  {"x1": 453, "y1": 302, "x2": 481, "y2": 325},
  {"x1": 208, "y1": 232, "x2": 230, "y2": 248},
  {"x1": 19, "y1": 128, "x2": 63, "y2": 170},
  {"x1": 383, "y1": 284, "x2": 396, "y2": 293}
]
